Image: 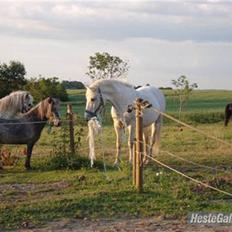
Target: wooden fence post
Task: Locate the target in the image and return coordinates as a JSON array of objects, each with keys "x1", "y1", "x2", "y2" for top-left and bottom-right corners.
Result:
[
  {"x1": 67, "y1": 104, "x2": 75, "y2": 154},
  {"x1": 135, "y1": 98, "x2": 143, "y2": 193},
  {"x1": 133, "y1": 138, "x2": 137, "y2": 186}
]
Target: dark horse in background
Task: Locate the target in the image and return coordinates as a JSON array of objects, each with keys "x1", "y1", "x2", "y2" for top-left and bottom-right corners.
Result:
[
  {"x1": 224, "y1": 103, "x2": 232, "y2": 126},
  {"x1": 0, "y1": 97, "x2": 61, "y2": 169}
]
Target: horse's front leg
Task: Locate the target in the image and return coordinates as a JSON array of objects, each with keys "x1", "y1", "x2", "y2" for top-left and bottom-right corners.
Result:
[
  {"x1": 25, "y1": 143, "x2": 34, "y2": 169},
  {"x1": 128, "y1": 125, "x2": 135, "y2": 163},
  {"x1": 113, "y1": 120, "x2": 124, "y2": 166}
]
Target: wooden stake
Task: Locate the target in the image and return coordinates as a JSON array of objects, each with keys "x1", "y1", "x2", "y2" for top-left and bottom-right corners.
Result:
[
  {"x1": 133, "y1": 138, "x2": 137, "y2": 186},
  {"x1": 135, "y1": 99, "x2": 143, "y2": 193},
  {"x1": 67, "y1": 104, "x2": 75, "y2": 154}
]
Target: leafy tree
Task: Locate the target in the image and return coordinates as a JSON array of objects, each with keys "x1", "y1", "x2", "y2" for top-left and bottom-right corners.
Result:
[
  {"x1": 0, "y1": 61, "x2": 26, "y2": 97},
  {"x1": 25, "y1": 77, "x2": 68, "y2": 102},
  {"x1": 86, "y1": 52, "x2": 129, "y2": 80},
  {"x1": 172, "y1": 75, "x2": 198, "y2": 119}
]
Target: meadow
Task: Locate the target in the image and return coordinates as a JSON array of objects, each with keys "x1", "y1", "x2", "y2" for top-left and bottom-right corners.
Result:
[{"x1": 0, "y1": 89, "x2": 232, "y2": 230}]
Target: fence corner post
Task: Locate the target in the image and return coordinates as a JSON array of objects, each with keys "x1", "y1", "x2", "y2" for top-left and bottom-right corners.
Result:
[
  {"x1": 135, "y1": 98, "x2": 143, "y2": 193},
  {"x1": 66, "y1": 104, "x2": 75, "y2": 154}
]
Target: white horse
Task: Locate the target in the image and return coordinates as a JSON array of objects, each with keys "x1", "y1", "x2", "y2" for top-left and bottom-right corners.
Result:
[
  {"x1": 85, "y1": 79, "x2": 165, "y2": 165},
  {"x1": 0, "y1": 91, "x2": 34, "y2": 119}
]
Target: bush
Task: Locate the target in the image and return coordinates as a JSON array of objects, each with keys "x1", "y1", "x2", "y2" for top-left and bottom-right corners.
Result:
[
  {"x1": 164, "y1": 111, "x2": 224, "y2": 124},
  {"x1": 45, "y1": 153, "x2": 105, "y2": 170},
  {"x1": 188, "y1": 112, "x2": 224, "y2": 124}
]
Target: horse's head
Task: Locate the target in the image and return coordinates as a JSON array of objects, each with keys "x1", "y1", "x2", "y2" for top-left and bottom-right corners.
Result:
[
  {"x1": 22, "y1": 92, "x2": 34, "y2": 113},
  {"x1": 85, "y1": 87, "x2": 105, "y2": 121},
  {"x1": 46, "y1": 97, "x2": 61, "y2": 127}
]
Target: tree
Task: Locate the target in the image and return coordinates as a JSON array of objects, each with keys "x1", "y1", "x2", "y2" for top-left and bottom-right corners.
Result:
[
  {"x1": 172, "y1": 75, "x2": 198, "y2": 119},
  {"x1": 25, "y1": 77, "x2": 68, "y2": 102},
  {"x1": 0, "y1": 61, "x2": 26, "y2": 97},
  {"x1": 86, "y1": 52, "x2": 129, "y2": 80},
  {"x1": 62, "y1": 80, "x2": 85, "y2": 89}
]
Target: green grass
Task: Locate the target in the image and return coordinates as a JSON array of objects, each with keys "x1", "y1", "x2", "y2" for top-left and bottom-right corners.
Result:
[{"x1": 1, "y1": 89, "x2": 232, "y2": 230}]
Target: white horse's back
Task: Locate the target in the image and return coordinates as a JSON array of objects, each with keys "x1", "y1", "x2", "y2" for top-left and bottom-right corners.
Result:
[
  {"x1": 135, "y1": 86, "x2": 165, "y2": 127},
  {"x1": 136, "y1": 86, "x2": 165, "y2": 112}
]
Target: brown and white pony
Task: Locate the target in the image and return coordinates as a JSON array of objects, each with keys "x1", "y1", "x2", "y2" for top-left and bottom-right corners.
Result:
[
  {"x1": 225, "y1": 103, "x2": 232, "y2": 126},
  {"x1": 0, "y1": 91, "x2": 33, "y2": 119},
  {"x1": 0, "y1": 97, "x2": 61, "y2": 169}
]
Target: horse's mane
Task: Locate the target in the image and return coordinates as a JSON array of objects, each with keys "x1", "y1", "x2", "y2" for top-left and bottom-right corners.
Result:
[
  {"x1": 24, "y1": 98, "x2": 50, "y2": 120},
  {"x1": 90, "y1": 79, "x2": 134, "y2": 90},
  {"x1": 25, "y1": 97, "x2": 59, "y2": 121},
  {"x1": 0, "y1": 91, "x2": 30, "y2": 117}
]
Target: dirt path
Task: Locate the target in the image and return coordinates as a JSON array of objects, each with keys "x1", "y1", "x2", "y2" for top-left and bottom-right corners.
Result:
[{"x1": 15, "y1": 217, "x2": 231, "y2": 232}]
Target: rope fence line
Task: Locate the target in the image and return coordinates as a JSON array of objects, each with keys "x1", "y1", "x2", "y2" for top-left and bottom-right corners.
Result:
[
  {"x1": 151, "y1": 107, "x2": 232, "y2": 148},
  {"x1": 135, "y1": 134, "x2": 232, "y2": 174},
  {"x1": 132, "y1": 99, "x2": 232, "y2": 195},
  {"x1": 160, "y1": 149, "x2": 232, "y2": 174},
  {"x1": 143, "y1": 152, "x2": 232, "y2": 198},
  {"x1": 0, "y1": 119, "x2": 78, "y2": 126}
]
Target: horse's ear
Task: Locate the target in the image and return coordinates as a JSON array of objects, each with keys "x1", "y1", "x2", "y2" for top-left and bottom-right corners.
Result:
[
  {"x1": 48, "y1": 97, "x2": 53, "y2": 104},
  {"x1": 25, "y1": 93, "x2": 29, "y2": 99},
  {"x1": 86, "y1": 86, "x2": 96, "y2": 92}
]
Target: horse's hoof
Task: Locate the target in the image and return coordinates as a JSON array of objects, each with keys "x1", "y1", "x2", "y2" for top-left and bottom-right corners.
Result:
[
  {"x1": 90, "y1": 161, "x2": 94, "y2": 168},
  {"x1": 143, "y1": 159, "x2": 149, "y2": 165},
  {"x1": 113, "y1": 160, "x2": 120, "y2": 167}
]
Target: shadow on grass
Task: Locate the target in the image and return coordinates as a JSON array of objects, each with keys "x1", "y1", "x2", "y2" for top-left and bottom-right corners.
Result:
[{"x1": 0, "y1": 189, "x2": 165, "y2": 230}]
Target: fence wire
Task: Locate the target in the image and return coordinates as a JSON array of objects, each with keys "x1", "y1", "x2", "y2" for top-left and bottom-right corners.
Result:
[
  {"x1": 151, "y1": 107, "x2": 232, "y2": 148},
  {"x1": 143, "y1": 152, "x2": 232, "y2": 198}
]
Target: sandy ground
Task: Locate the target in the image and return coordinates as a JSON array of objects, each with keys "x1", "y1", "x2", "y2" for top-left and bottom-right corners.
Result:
[{"x1": 12, "y1": 217, "x2": 232, "y2": 232}]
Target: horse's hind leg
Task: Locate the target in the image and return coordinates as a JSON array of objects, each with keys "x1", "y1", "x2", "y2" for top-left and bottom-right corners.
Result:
[
  {"x1": 128, "y1": 125, "x2": 136, "y2": 163},
  {"x1": 143, "y1": 126, "x2": 151, "y2": 164},
  {"x1": 25, "y1": 143, "x2": 34, "y2": 169},
  {"x1": 149, "y1": 116, "x2": 162, "y2": 158},
  {"x1": 225, "y1": 105, "x2": 232, "y2": 126}
]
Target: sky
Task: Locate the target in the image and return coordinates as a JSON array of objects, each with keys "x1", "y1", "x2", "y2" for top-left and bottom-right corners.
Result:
[{"x1": 0, "y1": 0, "x2": 232, "y2": 89}]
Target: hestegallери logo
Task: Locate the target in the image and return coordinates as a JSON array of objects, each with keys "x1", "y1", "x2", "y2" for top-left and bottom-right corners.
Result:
[{"x1": 188, "y1": 213, "x2": 232, "y2": 225}]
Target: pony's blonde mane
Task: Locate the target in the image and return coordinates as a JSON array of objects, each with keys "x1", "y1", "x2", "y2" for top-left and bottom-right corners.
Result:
[
  {"x1": 25, "y1": 97, "x2": 59, "y2": 121},
  {"x1": 38, "y1": 99, "x2": 49, "y2": 120},
  {"x1": 25, "y1": 98, "x2": 50, "y2": 120},
  {"x1": 0, "y1": 91, "x2": 31, "y2": 118},
  {"x1": 90, "y1": 79, "x2": 134, "y2": 90}
]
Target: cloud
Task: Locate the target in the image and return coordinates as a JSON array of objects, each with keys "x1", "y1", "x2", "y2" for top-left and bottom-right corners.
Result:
[
  {"x1": 0, "y1": 1, "x2": 232, "y2": 42},
  {"x1": 0, "y1": 0, "x2": 232, "y2": 89}
]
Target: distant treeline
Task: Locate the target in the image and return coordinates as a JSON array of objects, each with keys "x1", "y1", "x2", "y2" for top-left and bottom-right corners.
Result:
[
  {"x1": 159, "y1": 87, "x2": 173, "y2": 90},
  {"x1": 0, "y1": 61, "x2": 85, "y2": 102},
  {"x1": 62, "y1": 80, "x2": 85, "y2": 89}
]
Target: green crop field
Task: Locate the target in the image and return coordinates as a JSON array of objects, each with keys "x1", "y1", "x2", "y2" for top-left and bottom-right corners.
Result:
[{"x1": 0, "y1": 89, "x2": 232, "y2": 230}]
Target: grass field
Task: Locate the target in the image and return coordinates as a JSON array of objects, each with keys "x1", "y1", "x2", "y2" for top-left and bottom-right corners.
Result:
[{"x1": 0, "y1": 89, "x2": 232, "y2": 230}]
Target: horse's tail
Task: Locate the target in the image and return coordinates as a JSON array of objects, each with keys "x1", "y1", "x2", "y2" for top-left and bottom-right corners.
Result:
[{"x1": 225, "y1": 103, "x2": 232, "y2": 126}]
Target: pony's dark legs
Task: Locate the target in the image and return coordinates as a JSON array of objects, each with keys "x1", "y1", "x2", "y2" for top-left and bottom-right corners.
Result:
[
  {"x1": 25, "y1": 143, "x2": 34, "y2": 169},
  {"x1": 225, "y1": 104, "x2": 232, "y2": 126}
]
